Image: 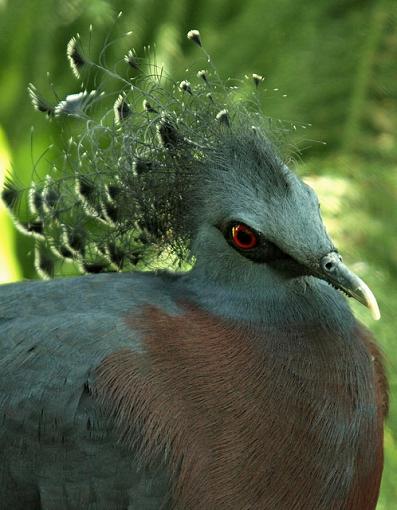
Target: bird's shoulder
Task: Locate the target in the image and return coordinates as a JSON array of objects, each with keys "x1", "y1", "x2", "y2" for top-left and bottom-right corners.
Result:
[
  {"x1": 0, "y1": 270, "x2": 181, "y2": 319},
  {"x1": 0, "y1": 271, "x2": 182, "y2": 427},
  {"x1": 0, "y1": 272, "x2": 178, "y2": 508}
]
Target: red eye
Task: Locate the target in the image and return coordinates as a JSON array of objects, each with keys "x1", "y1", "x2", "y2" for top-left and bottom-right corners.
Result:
[{"x1": 231, "y1": 224, "x2": 257, "y2": 250}]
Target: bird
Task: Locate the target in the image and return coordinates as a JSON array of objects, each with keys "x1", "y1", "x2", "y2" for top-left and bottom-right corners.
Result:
[{"x1": 0, "y1": 28, "x2": 388, "y2": 510}]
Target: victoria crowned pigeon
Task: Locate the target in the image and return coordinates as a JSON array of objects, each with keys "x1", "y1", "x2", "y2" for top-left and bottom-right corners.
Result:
[{"x1": 0, "y1": 29, "x2": 388, "y2": 510}]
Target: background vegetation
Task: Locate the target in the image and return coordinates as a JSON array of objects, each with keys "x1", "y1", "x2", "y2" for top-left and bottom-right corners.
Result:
[{"x1": 0, "y1": 0, "x2": 395, "y2": 506}]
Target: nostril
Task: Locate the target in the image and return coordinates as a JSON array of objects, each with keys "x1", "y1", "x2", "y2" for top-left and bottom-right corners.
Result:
[{"x1": 320, "y1": 252, "x2": 341, "y2": 273}]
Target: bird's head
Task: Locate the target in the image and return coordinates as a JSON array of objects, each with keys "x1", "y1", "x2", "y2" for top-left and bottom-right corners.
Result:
[
  {"x1": 186, "y1": 126, "x2": 380, "y2": 320},
  {"x1": 1, "y1": 29, "x2": 379, "y2": 320}
]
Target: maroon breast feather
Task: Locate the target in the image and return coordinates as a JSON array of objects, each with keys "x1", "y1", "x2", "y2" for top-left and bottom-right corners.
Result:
[{"x1": 95, "y1": 303, "x2": 388, "y2": 510}]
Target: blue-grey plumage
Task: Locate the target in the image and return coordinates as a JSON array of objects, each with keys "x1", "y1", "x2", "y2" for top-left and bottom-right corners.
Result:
[
  {"x1": 0, "y1": 273, "x2": 177, "y2": 509},
  {"x1": 0, "y1": 269, "x2": 387, "y2": 509},
  {"x1": 0, "y1": 28, "x2": 387, "y2": 510}
]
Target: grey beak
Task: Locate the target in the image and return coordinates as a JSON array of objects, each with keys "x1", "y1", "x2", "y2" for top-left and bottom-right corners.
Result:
[{"x1": 319, "y1": 252, "x2": 381, "y2": 320}]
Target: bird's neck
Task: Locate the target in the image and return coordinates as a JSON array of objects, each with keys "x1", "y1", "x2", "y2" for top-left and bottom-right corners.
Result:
[{"x1": 179, "y1": 264, "x2": 356, "y2": 333}]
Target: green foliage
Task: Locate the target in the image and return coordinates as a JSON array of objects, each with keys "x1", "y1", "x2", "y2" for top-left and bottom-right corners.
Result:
[{"x1": 0, "y1": 0, "x2": 395, "y2": 506}]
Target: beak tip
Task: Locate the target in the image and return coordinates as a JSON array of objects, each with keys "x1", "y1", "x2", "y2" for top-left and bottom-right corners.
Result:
[
  {"x1": 371, "y1": 306, "x2": 381, "y2": 321},
  {"x1": 357, "y1": 283, "x2": 381, "y2": 321}
]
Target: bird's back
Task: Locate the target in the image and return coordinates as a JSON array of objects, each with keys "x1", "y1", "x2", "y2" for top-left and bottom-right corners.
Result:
[{"x1": 0, "y1": 272, "x2": 178, "y2": 509}]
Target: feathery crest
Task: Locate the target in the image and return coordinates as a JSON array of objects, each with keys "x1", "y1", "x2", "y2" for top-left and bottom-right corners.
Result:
[
  {"x1": 16, "y1": 220, "x2": 45, "y2": 240},
  {"x1": 28, "y1": 84, "x2": 54, "y2": 117},
  {"x1": 197, "y1": 70, "x2": 208, "y2": 84},
  {"x1": 252, "y1": 73, "x2": 265, "y2": 88},
  {"x1": 34, "y1": 245, "x2": 55, "y2": 279},
  {"x1": 187, "y1": 29, "x2": 202, "y2": 47},
  {"x1": 66, "y1": 36, "x2": 87, "y2": 78},
  {"x1": 114, "y1": 93, "x2": 132, "y2": 124},
  {"x1": 143, "y1": 99, "x2": 158, "y2": 113},
  {"x1": 179, "y1": 80, "x2": 193, "y2": 95},
  {"x1": 2, "y1": 28, "x2": 292, "y2": 279},
  {"x1": 215, "y1": 109, "x2": 230, "y2": 127},
  {"x1": 54, "y1": 90, "x2": 97, "y2": 117},
  {"x1": 1, "y1": 177, "x2": 20, "y2": 210},
  {"x1": 28, "y1": 183, "x2": 44, "y2": 217},
  {"x1": 124, "y1": 49, "x2": 140, "y2": 70}
]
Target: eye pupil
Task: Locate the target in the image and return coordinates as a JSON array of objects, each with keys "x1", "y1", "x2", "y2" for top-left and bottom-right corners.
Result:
[
  {"x1": 231, "y1": 224, "x2": 257, "y2": 250},
  {"x1": 237, "y1": 230, "x2": 251, "y2": 244}
]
